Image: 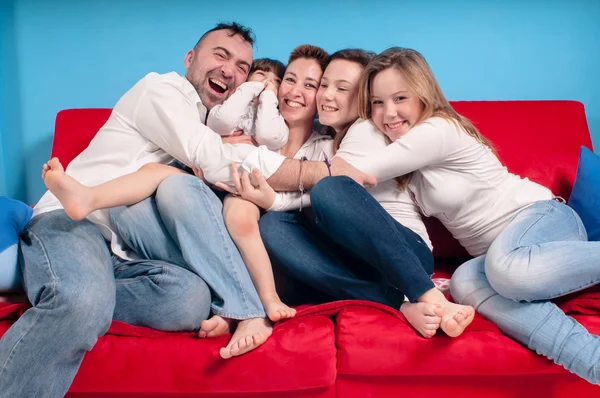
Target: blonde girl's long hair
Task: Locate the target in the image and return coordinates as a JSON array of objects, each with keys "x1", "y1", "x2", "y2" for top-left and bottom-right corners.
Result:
[{"x1": 358, "y1": 47, "x2": 494, "y2": 190}]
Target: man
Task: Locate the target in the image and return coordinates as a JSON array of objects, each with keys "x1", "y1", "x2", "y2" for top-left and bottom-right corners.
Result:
[{"x1": 0, "y1": 22, "x2": 273, "y2": 398}]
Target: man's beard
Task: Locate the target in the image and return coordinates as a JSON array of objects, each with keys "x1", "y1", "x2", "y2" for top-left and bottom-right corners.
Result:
[{"x1": 193, "y1": 77, "x2": 231, "y2": 111}]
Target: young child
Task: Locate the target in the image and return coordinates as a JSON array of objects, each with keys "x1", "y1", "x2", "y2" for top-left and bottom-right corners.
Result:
[
  {"x1": 208, "y1": 58, "x2": 288, "y2": 151},
  {"x1": 42, "y1": 57, "x2": 296, "y2": 323}
]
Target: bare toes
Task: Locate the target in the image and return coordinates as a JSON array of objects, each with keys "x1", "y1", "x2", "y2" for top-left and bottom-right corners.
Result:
[
  {"x1": 230, "y1": 341, "x2": 240, "y2": 355},
  {"x1": 219, "y1": 347, "x2": 231, "y2": 359},
  {"x1": 422, "y1": 329, "x2": 436, "y2": 338},
  {"x1": 252, "y1": 334, "x2": 262, "y2": 345}
]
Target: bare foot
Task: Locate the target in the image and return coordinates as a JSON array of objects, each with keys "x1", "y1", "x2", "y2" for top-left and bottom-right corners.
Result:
[
  {"x1": 439, "y1": 301, "x2": 475, "y2": 338},
  {"x1": 263, "y1": 295, "x2": 296, "y2": 322},
  {"x1": 198, "y1": 315, "x2": 233, "y2": 338},
  {"x1": 219, "y1": 317, "x2": 273, "y2": 359},
  {"x1": 400, "y1": 302, "x2": 443, "y2": 338},
  {"x1": 42, "y1": 157, "x2": 94, "y2": 220},
  {"x1": 418, "y1": 287, "x2": 475, "y2": 338}
]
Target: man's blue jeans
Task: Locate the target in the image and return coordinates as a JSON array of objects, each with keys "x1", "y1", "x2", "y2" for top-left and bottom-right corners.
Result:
[
  {"x1": 259, "y1": 176, "x2": 434, "y2": 308},
  {"x1": 0, "y1": 174, "x2": 264, "y2": 397},
  {"x1": 452, "y1": 200, "x2": 600, "y2": 384}
]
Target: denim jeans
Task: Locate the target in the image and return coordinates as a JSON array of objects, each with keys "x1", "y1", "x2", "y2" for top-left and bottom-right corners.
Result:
[
  {"x1": 259, "y1": 176, "x2": 434, "y2": 308},
  {"x1": 110, "y1": 174, "x2": 265, "y2": 319},
  {"x1": 451, "y1": 200, "x2": 600, "y2": 384},
  {"x1": 0, "y1": 174, "x2": 264, "y2": 397},
  {"x1": 0, "y1": 209, "x2": 210, "y2": 397}
]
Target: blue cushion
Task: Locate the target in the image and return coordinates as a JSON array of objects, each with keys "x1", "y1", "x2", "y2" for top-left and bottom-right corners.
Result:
[
  {"x1": 0, "y1": 196, "x2": 33, "y2": 292},
  {"x1": 568, "y1": 146, "x2": 600, "y2": 241}
]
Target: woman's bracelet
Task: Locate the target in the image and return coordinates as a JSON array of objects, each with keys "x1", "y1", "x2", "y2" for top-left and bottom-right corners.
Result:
[
  {"x1": 323, "y1": 152, "x2": 332, "y2": 176},
  {"x1": 298, "y1": 156, "x2": 308, "y2": 211}
]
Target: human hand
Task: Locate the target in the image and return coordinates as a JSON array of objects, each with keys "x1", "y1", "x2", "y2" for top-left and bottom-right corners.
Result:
[
  {"x1": 215, "y1": 163, "x2": 277, "y2": 209},
  {"x1": 330, "y1": 157, "x2": 377, "y2": 187},
  {"x1": 191, "y1": 166, "x2": 206, "y2": 183},
  {"x1": 264, "y1": 80, "x2": 278, "y2": 94},
  {"x1": 222, "y1": 130, "x2": 258, "y2": 146}
]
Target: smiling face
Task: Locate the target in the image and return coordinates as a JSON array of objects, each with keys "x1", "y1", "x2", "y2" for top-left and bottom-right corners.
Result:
[
  {"x1": 184, "y1": 29, "x2": 253, "y2": 110},
  {"x1": 370, "y1": 67, "x2": 424, "y2": 141},
  {"x1": 277, "y1": 57, "x2": 323, "y2": 125},
  {"x1": 316, "y1": 59, "x2": 364, "y2": 134}
]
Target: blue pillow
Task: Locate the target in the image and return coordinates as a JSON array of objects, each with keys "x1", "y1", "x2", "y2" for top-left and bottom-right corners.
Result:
[
  {"x1": 568, "y1": 146, "x2": 600, "y2": 241},
  {"x1": 0, "y1": 196, "x2": 32, "y2": 292}
]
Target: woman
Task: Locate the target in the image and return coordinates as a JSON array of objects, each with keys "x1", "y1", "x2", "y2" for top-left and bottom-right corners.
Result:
[
  {"x1": 337, "y1": 47, "x2": 600, "y2": 384},
  {"x1": 207, "y1": 43, "x2": 335, "y2": 356}
]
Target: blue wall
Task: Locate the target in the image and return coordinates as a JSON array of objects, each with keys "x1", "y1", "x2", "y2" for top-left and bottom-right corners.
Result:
[
  {"x1": 1, "y1": 0, "x2": 599, "y2": 204},
  {"x1": 0, "y1": 0, "x2": 24, "y2": 200}
]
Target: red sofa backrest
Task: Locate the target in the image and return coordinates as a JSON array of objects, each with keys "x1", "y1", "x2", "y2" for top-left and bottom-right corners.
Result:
[
  {"x1": 52, "y1": 108, "x2": 113, "y2": 167},
  {"x1": 52, "y1": 101, "x2": 592, "y2": 259}
]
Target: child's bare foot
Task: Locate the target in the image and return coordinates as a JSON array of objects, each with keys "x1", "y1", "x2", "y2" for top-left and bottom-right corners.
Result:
[
  {"x1": 219, "y1": 317, "x2": 272, "y2": 359},
  {"x1": 263, "y1": 294, "x2": 296, "y2": 322},
  {"x1": 198, "y1": 315, "x2": 233, "y2": 338},
  {"x1": 42, "y1": 157, "x2": 93, "y2": 221},
  {"x1": 439, "y1": 301, "x2": 475, "y2": 338},
  {"x1": 400, "y1": 302, "x2": 443, "y2": 338}
]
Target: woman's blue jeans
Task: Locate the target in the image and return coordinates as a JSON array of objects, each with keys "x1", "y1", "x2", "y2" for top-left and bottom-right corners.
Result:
[
  {"x1": 452, "y1": 199, "x2": 600, "y2": 384},
  {"x1": 259, "y1": 176, "x2": 434, "y2": 308}
]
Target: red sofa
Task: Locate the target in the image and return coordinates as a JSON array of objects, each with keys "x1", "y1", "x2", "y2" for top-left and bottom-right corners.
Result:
[{"x1": 2, "y1": 101, "x2": 600, "y2": 397}]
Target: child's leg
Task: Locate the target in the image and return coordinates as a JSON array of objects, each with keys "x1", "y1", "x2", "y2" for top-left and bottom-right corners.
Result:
[
  {"x1": 42, "y1": 157, "x2": 185, "y2": 221},
  {"x1": 222, "y1": 195, "x2": 296, "y2": 322}
]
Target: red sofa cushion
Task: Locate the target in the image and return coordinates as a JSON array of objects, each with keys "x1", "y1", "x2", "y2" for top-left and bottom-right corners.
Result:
[
  {"x1": 0, "y1": 303, "x2": 337, "y2": 396},
  {"x1": 333, "y1": 301, "x2": 600, "y2": 396}
]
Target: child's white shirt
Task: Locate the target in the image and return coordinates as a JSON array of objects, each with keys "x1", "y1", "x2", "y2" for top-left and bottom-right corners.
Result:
[{"x1": 207, "y1": 81, "x2": 289, "y2": 151}]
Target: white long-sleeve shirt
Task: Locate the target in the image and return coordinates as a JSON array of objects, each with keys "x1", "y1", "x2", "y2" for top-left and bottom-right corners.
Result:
[
  {"x1": 352, "y1": 117, "x2": 553, "y2": 256},
  {"x1": 267, "y1": 131, "x2": 333, "y2": 212},
  {"x1": 33, "y1": 72, "x2": 287, "y2": 259},
  {"x1": 206, "y1": 81, "x2": 289, "y2": 151},
  {"x1": 336, "y1": 119, "x2": 432, "y2": 248}
]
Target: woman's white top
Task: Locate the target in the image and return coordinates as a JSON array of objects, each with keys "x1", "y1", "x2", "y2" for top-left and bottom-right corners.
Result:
[
  {"x1": 352, "y1": 117, "x2": 553, "y2": 256},
  {"x1": 268, "y1": 131, "x2": 333, "y2": 211}
]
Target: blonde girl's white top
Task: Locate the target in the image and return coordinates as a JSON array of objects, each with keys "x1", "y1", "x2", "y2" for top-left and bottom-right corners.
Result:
[{"x1": 352, "y1": 117, "x2": 553, "y2": 256}]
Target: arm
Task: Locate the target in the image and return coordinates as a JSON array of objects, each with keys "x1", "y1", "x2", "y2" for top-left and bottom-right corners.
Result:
[
  {"x1": 133, "y1": 80, "x2": 262, "y2": 184},
  {"x1": 218, "y1": 164, "x2": 311, "y2": 211},
  {"x1": 255, "y1": 157, "x2": 327, "y2": 191},
  {"x1": 350, "y1": 118, "x2": 450, "y2": 182},
  {"x1": 264, "y1": 158, "x2": 376, "y2": 191},
  {"x1": 206, "y1": 81, "x2": 265, "y2": 136},
  {"x1": 254, "y1": 90, "x2": 289, "y2": 150},
  {"x1": 267, "y1": 191, "x2": 311, "y2": 212},
  {"x1": 266, "y1": 139, "x2": 333, "y2": 210}
]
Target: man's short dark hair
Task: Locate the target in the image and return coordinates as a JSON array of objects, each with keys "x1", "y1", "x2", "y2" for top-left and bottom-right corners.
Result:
[
  {"x1": 194, "y1": 22, "x2": 255, "y2": 50},
  {"x1": 250, "y1": 58, "x2": 286, "y2": 81}
]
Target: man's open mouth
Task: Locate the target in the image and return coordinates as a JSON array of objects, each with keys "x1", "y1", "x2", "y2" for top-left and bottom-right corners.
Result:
[{"x1": 208, "y1": 78, "x2": 228, "y2": 94}]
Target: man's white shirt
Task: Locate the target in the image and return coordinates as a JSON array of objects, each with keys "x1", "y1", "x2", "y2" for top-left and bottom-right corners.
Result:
[{"x1": 34, "y1": 72, "x2": 285, "y2": 259}]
